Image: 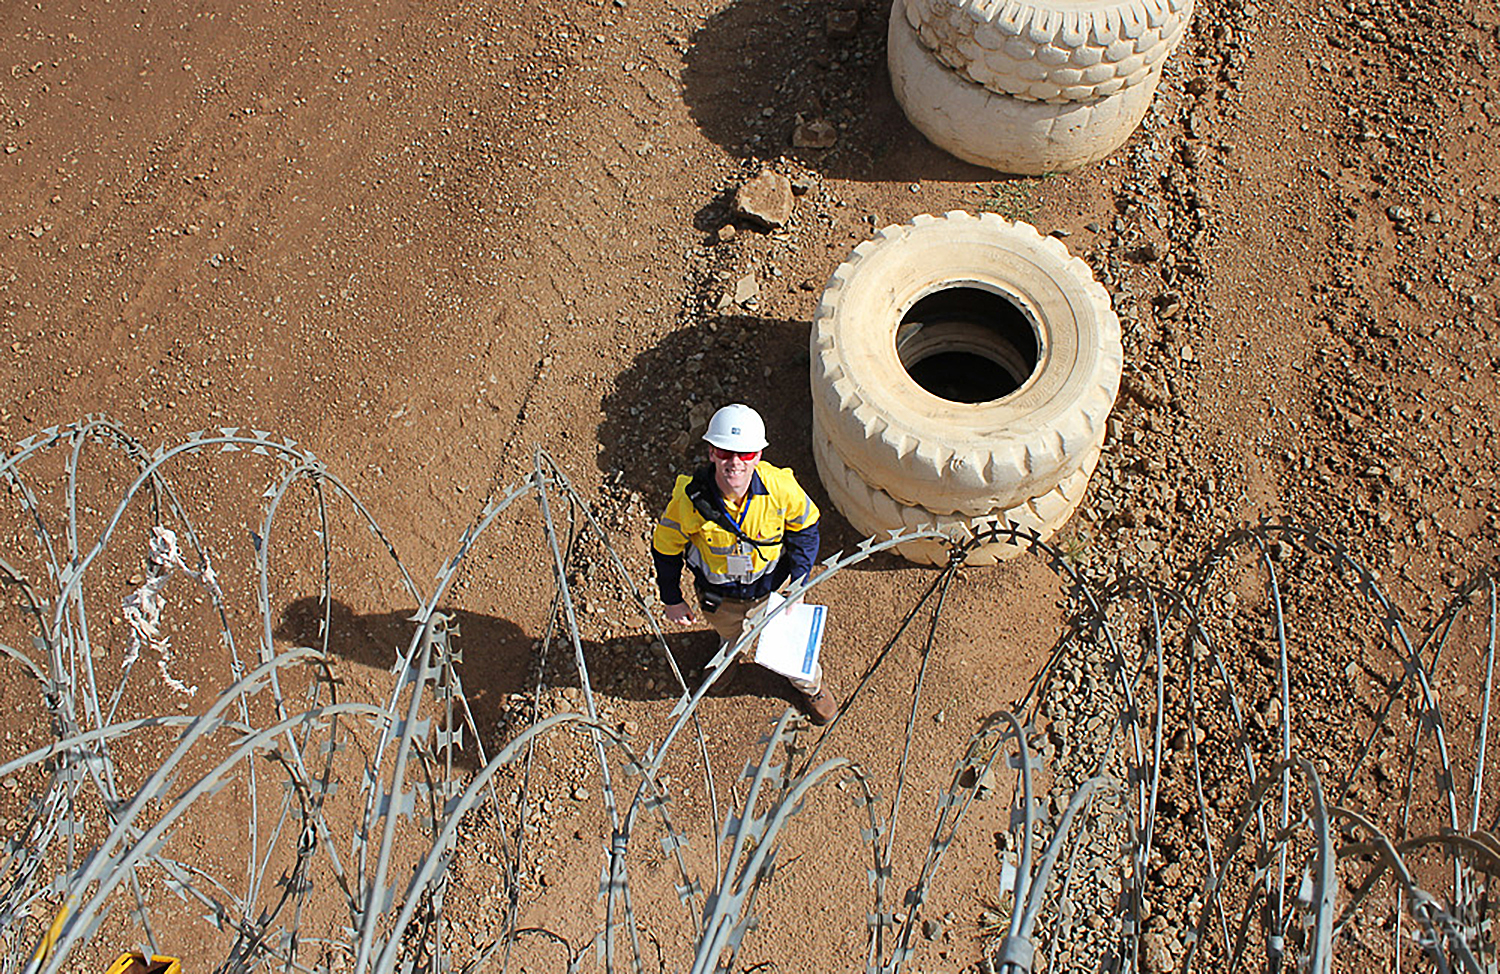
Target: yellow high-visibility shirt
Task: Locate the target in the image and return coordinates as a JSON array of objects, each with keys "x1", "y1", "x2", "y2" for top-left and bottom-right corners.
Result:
[{"x1": 652, "y1": 461, "x2": 819, "y2": 603}]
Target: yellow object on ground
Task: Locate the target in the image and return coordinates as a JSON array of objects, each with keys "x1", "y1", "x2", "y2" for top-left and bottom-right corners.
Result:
[{"x1": 104, "y1": 953, "x2": 182, "y2": 974}]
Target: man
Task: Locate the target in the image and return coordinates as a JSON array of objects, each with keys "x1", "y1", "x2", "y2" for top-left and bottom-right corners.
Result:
[{"x1": 651, "y1": 403, "x2": 838, "y2": 724}]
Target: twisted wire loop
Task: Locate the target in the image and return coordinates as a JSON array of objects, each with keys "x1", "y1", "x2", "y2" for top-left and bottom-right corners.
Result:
[
  {"x1": 968, "y1": 520, "x2": 1499, "y2": 974},
  {"x1": 0, "y1": 422, "x2": 1494, "y2": 973}
]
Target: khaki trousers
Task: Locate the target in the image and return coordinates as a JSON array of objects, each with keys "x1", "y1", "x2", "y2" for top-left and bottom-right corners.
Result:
[{"x1": 701, "y1": 592, "x2": 822, "y2": 696}]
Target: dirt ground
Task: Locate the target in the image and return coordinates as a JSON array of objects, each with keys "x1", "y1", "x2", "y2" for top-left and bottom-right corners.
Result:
[{"x1": 3, "y1": 0, "x2": 1499, "y2": 969}]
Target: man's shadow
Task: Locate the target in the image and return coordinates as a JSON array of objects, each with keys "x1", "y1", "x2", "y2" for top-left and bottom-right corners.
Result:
[{"x1": 275, "y1": 597, "x2": 804, "y2": 766}]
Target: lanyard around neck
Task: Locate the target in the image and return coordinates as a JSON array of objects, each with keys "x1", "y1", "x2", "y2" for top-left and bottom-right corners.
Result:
[{"x1": 725, "y1": 493, "x2": 751, "y2": 534}]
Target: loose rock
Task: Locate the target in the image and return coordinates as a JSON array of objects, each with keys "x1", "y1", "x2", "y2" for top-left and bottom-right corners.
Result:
[
  {"x1": 792, "y1": 116, "x2": 838, "y2": 150},
  {"x1": 1121, "y1": 372, "x2": 1170, "y2": 408},
  {"x1": 826, "y1": 8, "x2": 858, "y2": 38},
  {"x1": 734, "y1": 170, "x2": 793, "y2": 229},
  {"x1": 733, "y1": 273, "x2": 759, "y2": 306}
]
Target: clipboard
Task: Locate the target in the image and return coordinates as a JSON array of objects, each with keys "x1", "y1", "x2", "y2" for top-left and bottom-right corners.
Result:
[{"x1": 753, "y1": 592, "x2": 827, "y2": 681}]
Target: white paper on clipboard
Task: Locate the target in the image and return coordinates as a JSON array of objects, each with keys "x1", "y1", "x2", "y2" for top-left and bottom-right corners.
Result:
[{"x1": 753, "y1": 591, "x2": 827, "y2": 681}]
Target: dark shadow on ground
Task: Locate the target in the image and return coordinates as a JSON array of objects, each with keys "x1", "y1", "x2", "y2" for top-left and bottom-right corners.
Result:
[
  {"x1": 595, "y1": 310, "x2": 911, "y2": 572},
  {"x1": 680, "y1": 0, "x2": 992, "y2": 182},
  {"x1": 275, "y1": 597, "x2": 809, "y2": 765},
  {"x1": 597, "y1": 311, "x2": 815, "y2": 511}
]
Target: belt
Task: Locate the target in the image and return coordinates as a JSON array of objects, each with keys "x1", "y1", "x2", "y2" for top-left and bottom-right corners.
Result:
[{"x1": 697, "y1": 589, "x2": 763, "y2": 612}]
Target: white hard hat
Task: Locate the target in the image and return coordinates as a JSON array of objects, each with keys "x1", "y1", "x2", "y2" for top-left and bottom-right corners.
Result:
[{"x1": 702, "y1": 403, "x2": 768, "y2": 452}]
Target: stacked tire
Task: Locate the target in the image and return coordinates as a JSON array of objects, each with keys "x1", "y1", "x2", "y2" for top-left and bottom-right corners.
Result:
[
  {"x1": 888, "y1": 0, "x2": 1193, "y2": 173},
  {"x1": 810, "y1": 212, "x2": 1121, "y2": 566}
]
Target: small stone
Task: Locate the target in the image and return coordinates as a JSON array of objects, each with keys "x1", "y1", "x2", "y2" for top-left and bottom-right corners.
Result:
[
  {"x1": 791, "y1": 116, "x2": 838, "y2": 149},
  {"x1": 790, "y1": 175, "x2": 813, "y2": 195},
  {"x1": 1121, "y1": 372, "x2": 1170, "y2": 408},
  {"x1": 1142, "y1": 930, "x2": 1175, "y2": 972},
  {"x1": 733, "y1": 273, "x2": 759, "y2": 306},
  {"x1": 688, "y1": 401, "x2": 716, "y2": 436},
  {"x1": 1154, "y1": 292, "x2": 1182, "y2": 318},
  {"x1": 717, "y1": 224, "x2": 737, "y2": 243},
  {"x1": 733, "y1": 170, "x2": 793, "y2": 229},
  {"x1": 826, "y1": 8, "x2": 858, "y2": 38},
  {"x1": 1185, "y1": 76, "x2": 1210, "y2": 95},
  {"x1": 572, "y1": 785, "x2": 590, "y2": 801},
  {"x1": 922, "y1": 918, "x2": 943, "y2": 940}
]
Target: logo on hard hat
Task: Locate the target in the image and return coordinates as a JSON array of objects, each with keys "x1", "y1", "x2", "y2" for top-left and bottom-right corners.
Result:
[{"x1": 730, "y1": 426, "x2": 742, "y2": 435}]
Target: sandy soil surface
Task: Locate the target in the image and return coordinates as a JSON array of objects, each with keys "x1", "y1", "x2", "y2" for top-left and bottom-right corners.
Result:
[{"x1": 2, "y1": 0, "x2": 1499, "y2": 969}]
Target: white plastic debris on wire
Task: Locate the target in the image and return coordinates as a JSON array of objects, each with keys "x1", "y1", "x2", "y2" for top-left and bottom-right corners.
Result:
[{"x1": 120, "y1": 525, "x2": 221, "y2": 696}]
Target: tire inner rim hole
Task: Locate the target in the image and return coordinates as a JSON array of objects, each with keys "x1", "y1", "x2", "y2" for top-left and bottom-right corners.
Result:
[{"x1": 896, "y1": 286, "x2": 1039, "y2": 404}]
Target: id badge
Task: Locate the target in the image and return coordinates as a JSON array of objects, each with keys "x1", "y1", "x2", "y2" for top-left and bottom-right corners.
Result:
[{"x1": 725, "y1": 548, "x2": 753, "y2": 577}]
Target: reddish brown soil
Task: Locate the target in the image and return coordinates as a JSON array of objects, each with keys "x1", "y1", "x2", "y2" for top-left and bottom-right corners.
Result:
[{"x1": 2, "y1": 0, "x2": 1498, "y2": 969}]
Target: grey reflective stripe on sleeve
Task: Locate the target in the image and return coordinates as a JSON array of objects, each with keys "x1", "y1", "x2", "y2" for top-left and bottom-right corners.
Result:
[
  {"x1": 659, "y1": 516, "x2": 685, "y2": 533},
  {"x1": 686, "y1": 545, "x2": 778, "y2": 587},
  {"x1": 786, "y1": 497, "x2": 812, "y2": 528}
]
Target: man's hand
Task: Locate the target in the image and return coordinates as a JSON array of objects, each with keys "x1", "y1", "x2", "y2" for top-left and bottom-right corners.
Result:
[{"x1": 664, "y1": 601, "x2": 697, "y2": 626}]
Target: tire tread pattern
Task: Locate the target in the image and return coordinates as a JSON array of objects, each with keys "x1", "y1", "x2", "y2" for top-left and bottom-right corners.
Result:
[
  {"x1": 903, "y1": 0, "x2": 1192, "y2": 103},
  {"x1": 811, "y1": 211, "x2": 1122, "y2": 513},
  {"x1": 814, "y1": 432, "x2": 1099, "y2": 566}
]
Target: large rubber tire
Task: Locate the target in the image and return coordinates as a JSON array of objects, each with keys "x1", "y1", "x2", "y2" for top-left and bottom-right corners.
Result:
[
  {"x1": 810, "y1": 211, "x2": 1121, "y2": 514},
  {"x1": 888, "y1": 5, "x2": 1160, "y2": 173},
  {"x1": 901, "y1": 0, "x2": 1192, "y2": 104},
  {"x1": 814, "y1": 431, "x2": 1100, "y2": 566}
]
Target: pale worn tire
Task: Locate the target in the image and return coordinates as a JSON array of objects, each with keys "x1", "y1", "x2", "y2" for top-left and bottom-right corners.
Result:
[
  {"x1": 888, "y1": 4, "x2": 1160, "y2": 173},
  {"x1": 814, "y1": 430, "x2": 1100, "y2": 566},
  {"x1": 810, "y1": 211, "x2": 1121, "y2": 514},
  {"x1": 902, "y1": 0, "x2": 1192, "y2": 104}
]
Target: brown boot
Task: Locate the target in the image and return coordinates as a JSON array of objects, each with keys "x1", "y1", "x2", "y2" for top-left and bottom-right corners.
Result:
[{"x1": 802, "y1": 686, "x2": 838, "y2": 725}]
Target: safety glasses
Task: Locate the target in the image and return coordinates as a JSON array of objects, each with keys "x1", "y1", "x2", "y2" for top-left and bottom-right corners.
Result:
[{"x1": 710, "y1": 446, "x2": 760, "y2": 462}]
